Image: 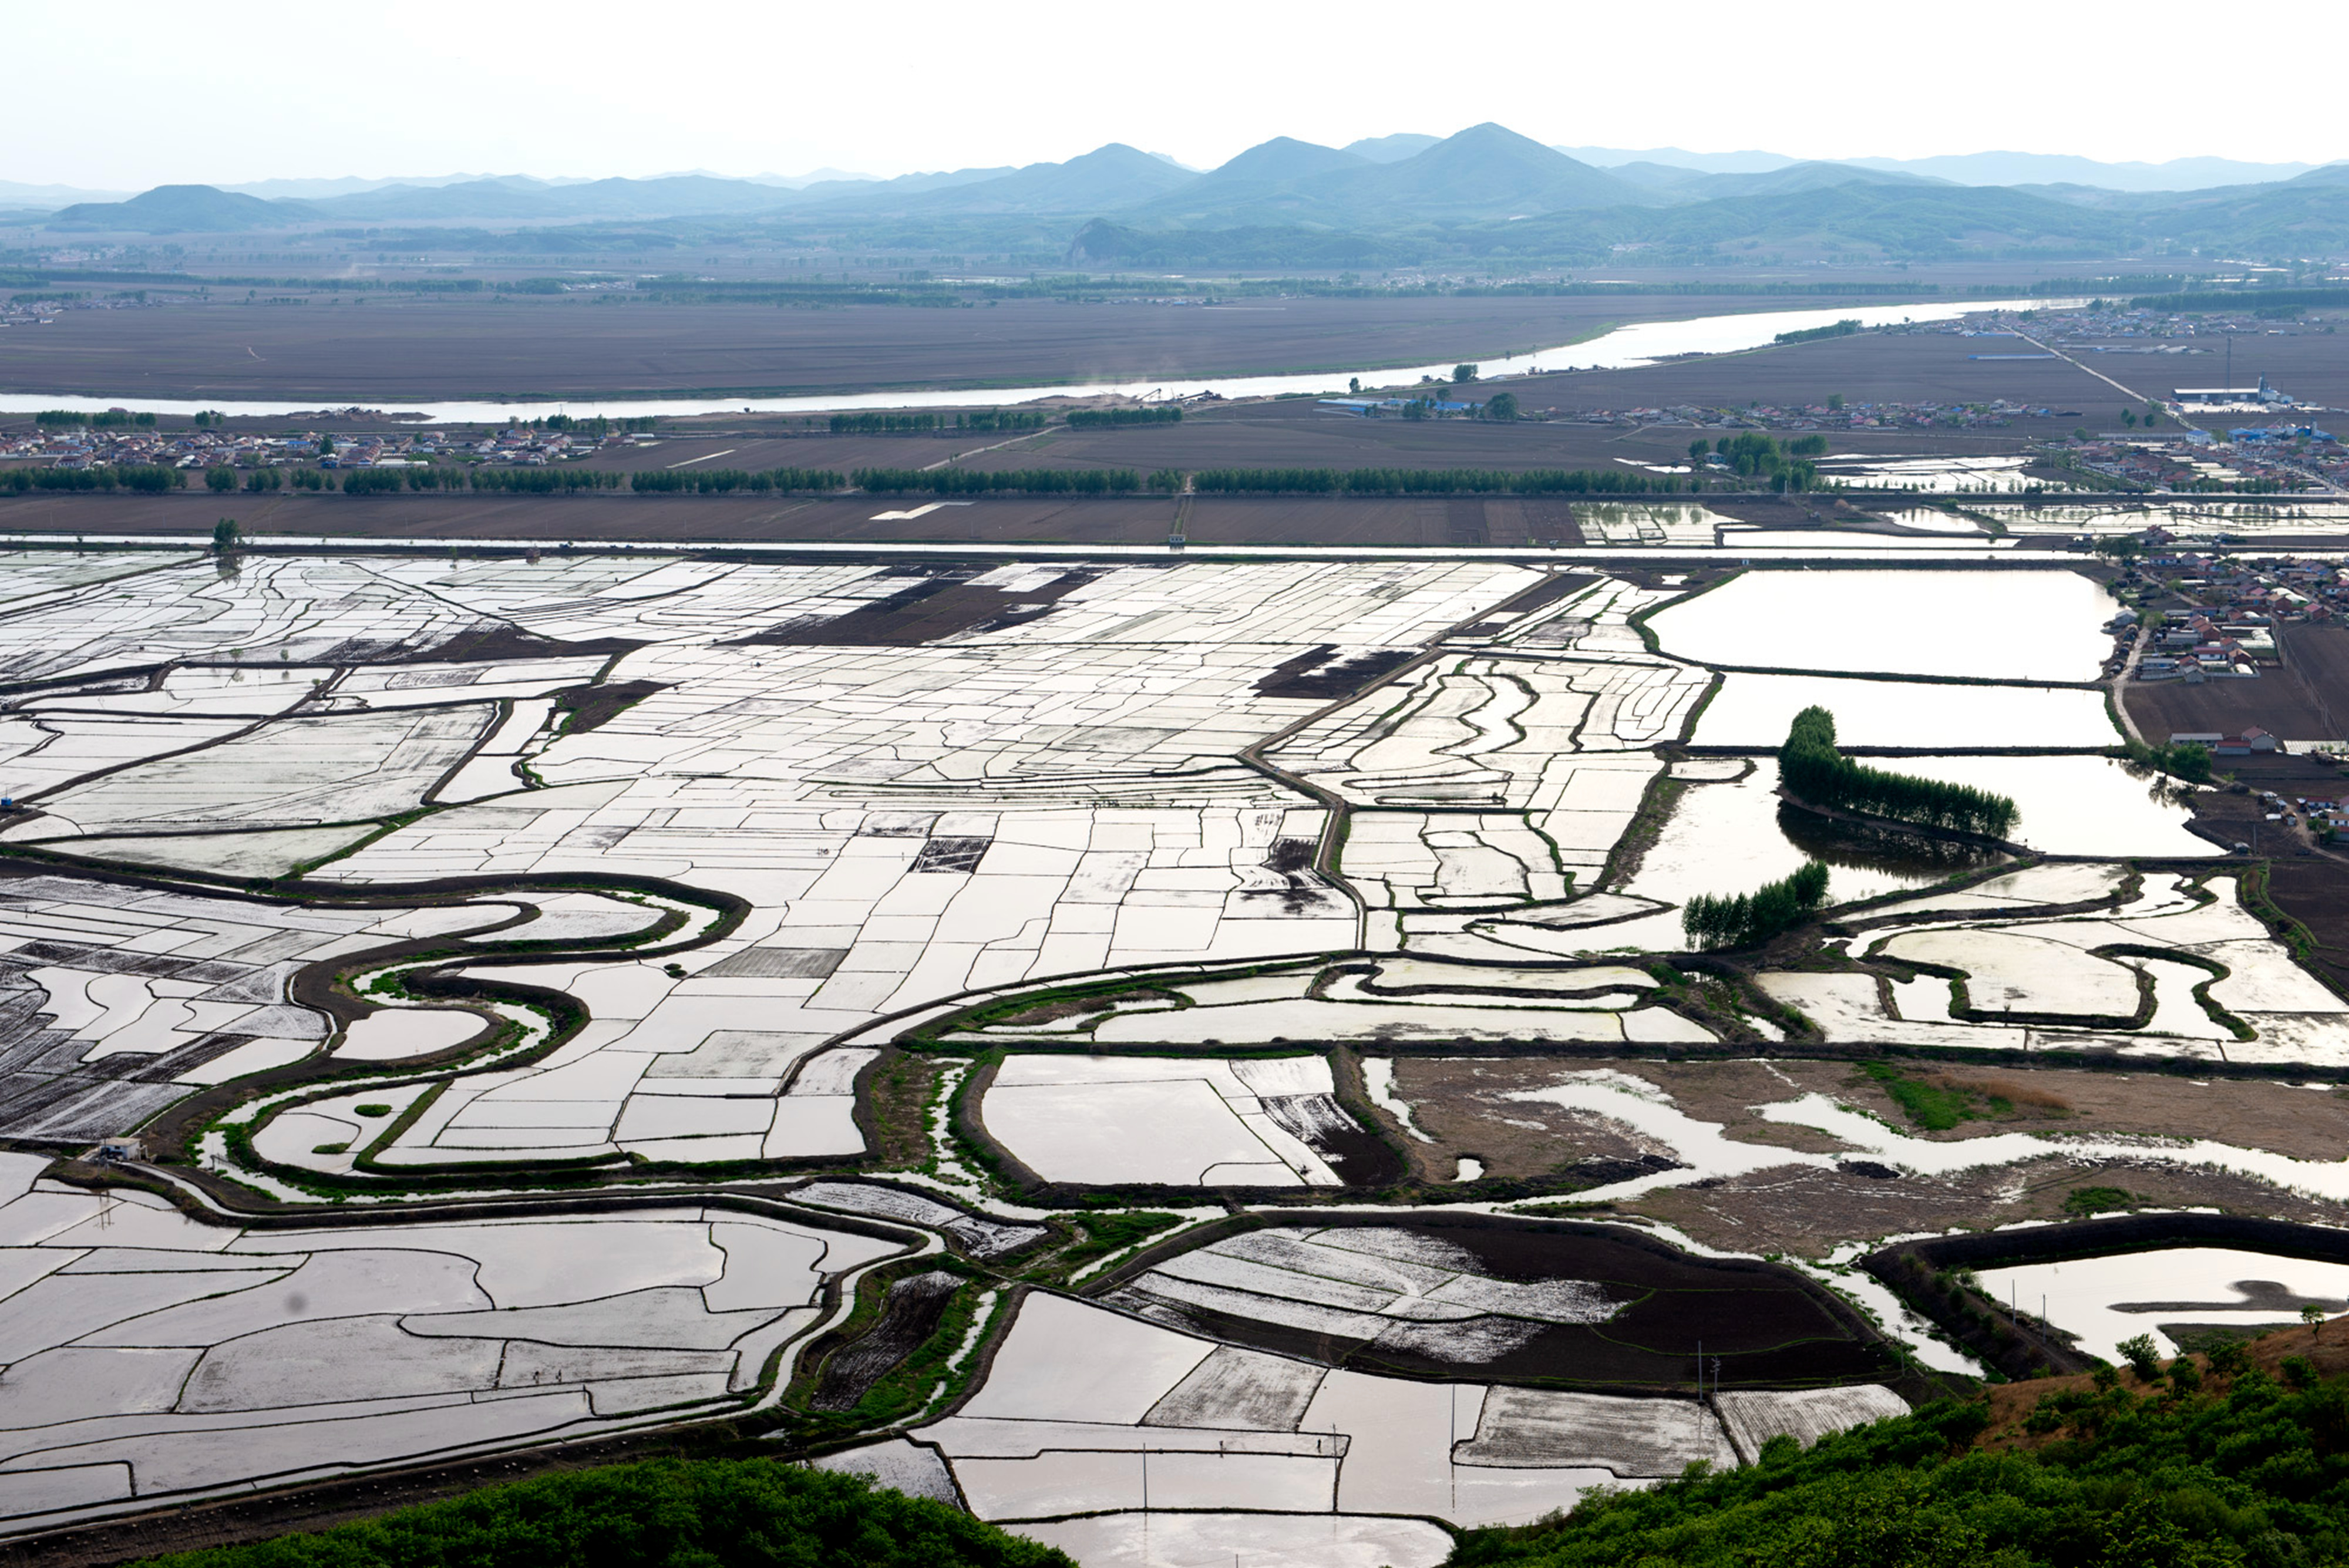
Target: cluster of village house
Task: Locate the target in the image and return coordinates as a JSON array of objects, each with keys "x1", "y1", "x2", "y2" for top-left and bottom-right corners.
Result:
[
  {"x1": 0, "y1": 422, "x2": 604, "y2": 471},
  {"x1": 2099, "y1": 544, "x2": 2349, "y2": 832},
  {"x1": 2105, "y1": 543, "x2": 2347, "y2": 687},
  {"x1": 2068, "y1": 428, "x2": 2341, "y2": 493},
  {"x1": 1561, "y1": 398, "x2": 2045, "y2": 433}
]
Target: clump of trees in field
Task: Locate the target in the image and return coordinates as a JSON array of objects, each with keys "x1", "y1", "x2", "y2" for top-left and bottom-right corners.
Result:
[
  {"x1": 1692, "y1": 432, "x2": 1825, "y2": 490},
  {"x1": 1773, "y1": 317, "x2": 1862, "y2": 345},
  {"x1": 1780, "y1": 706, "x2": 2019, "y2": 837},
  {"x1": 1681, "y1": 860, "x2": 1830, "y2": 949},
  {"x1": 2126, "y1": 735, "x2": 2214, "y2": 783},
  {"x1": 1183, "y1": 467, "x2": 1686, "y2": 495}
]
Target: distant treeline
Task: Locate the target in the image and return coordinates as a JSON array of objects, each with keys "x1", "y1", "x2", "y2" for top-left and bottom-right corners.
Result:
[
  {"x1": 1065, "y1": 406, "x2": 1182, "y2": 428},
  {"x1": 1781, "y1": 706, "x2": 2019, "y2": 838},
  {"x1": 631, "y1": 467, "x2": 843, "y2": 493},
  {"x1": 1, "y1": 464, "x2": 183, "y2": 493},
  {"x1": 539, "y1": 413, "x2": 657, "y2": 434},
  {"x1": 1458, "y1": 280, "x2": 1943, "y2": 299},
  {"x1": 345, "y1": 466, "x2": 628, "y2": 494},
  {"x1": 1682, "y1": 860, "x2": 1829, "y2": 950},
  {"x1": 1773, "y1": 318, "x2": 1862, "y2": 345},
  {"x1": 33, "y1": 409, "x2": 156, "y2": 429},
  {"x1": 829, "y1": 410, "x2": 1046, "y2": 435},
  {"x1": 854, "y1": 466, "x2": 1142, "y2": 494},
  {"x1": 1186, "y1": 466, "x2": 1687, "y2": 494},
  {"x1": 2128, "y1": 287, "x2": 2349, "y2": 314}
]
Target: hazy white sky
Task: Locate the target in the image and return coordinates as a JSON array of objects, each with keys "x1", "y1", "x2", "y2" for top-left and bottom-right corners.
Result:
[{"x1": 12, "y1": 0, "x2": 2348, "y2": 188}]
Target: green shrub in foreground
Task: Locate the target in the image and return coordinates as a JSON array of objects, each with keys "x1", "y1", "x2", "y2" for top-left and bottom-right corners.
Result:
[
  {"x1": 134, "y1": 1456, "x2": 1073, "y2": 1568},
  {"x1": 1452, "y1": 1367, "x2": 2349, "y2": 1568}
]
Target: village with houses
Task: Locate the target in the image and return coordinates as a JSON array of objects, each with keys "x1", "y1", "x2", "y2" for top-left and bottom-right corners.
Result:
[{"x1": 0, "y1": 413, "x2": 614, "y2": 476}]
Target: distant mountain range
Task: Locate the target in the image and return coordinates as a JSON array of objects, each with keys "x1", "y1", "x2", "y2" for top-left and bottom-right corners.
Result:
[{"x1": 19, "y1": 127, "x2": 2349, "y2": 267}]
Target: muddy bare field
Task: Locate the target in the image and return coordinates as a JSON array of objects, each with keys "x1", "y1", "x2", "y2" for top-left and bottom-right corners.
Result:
[
  {"x1": 1536, "y1": 323, "x2": 2349, "y2": 430},
  {"x1": 585, "y1": 329, "x2": 2239, "y2": 477},
  {"x1": 1387, "y1": 1055, "x2": 2349, "y2": 1167},
  {"x1": 0, "y1": 292, "x2": 1907, "y2": 401},
  {"x1": 1359, "y1": 1055, "x2": 2349, "y2": 1257},
  {"x1": 1635, "y1": 1156, "x2": 2349, "y2": 1260},
  {"x1": 0, "y1": 488, "x2": 1633, "y2": 547}
]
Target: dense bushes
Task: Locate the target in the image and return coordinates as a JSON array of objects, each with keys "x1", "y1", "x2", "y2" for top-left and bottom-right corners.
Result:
[
  {"x1": 1066, "y1": 405, "x2": 1181, "y2": 428},
  {"x1": 2128, "y1": 735, "x2": 2215, "y2": 783},
  {"x1": 1681, "y1": 860, "x2": 1830, "y2": 949},
  {"x1": 852, "y1": 466, "x2": 1140, "y2": 494},
  {"x1": 1780, "y1": 706, "x2": 2019, "y2": 838},
  {"x1": 1453, "y1": 1364, "x2": 2349, "y2": 1568},
  {"x1": 1186, "y1": 466, "x2": 1687, "y2": 494},
  {"x1": 136, "y1": 1456, "x2": 1073, "y2": 1568}
]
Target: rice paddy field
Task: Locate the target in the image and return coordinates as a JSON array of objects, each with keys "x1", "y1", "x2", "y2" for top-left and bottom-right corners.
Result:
[{"x1": 0, "y1": 543, "x2": 2345, "y2": 1566}]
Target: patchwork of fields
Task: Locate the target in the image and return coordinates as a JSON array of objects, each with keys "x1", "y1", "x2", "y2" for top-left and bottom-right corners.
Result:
[{"x1": 0, "y1": 547, "x2": 2340, "y2": 1559}]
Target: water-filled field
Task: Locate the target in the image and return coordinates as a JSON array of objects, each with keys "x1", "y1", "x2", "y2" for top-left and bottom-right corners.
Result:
[{"x1": 1648, "y1": 568, "x2": 2116, "y2": 681}]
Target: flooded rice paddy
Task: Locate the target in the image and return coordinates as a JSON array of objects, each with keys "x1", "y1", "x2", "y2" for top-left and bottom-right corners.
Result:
[
  {"x1": 1893, "y1": 755, "x2": 2213, "y2": 857},
  {"x1": 1692, "y1": 672, "x2": 2119, "y2": 749},
  {"x1": 1647, "y1": 568, "x2": 2117, "y2": 682},
  {"x1": 1977, "y1": 1249, "x2": 2349, "y2": 1363},
  {"x1": 0, "y1": 546, "x2": 2330, "y2": 1547}
]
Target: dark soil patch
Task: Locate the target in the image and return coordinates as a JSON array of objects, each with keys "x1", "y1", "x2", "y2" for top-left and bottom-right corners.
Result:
[
  {"x1": 741, "y1": 566, "x2": 1098, "y2": 646},
  {"x1": 391, "y1": 623, "x2": 644, "y2": 665},
  {"x1": 1128, "y1": 1213, "x2": 1898, "y2": 1391},
  {"x1": 1254, "y1": 644, "x2": 1422, "y2": 701},
  {"x1": 2259, "y1": 855, "x2": 2349, "y2": 995},
  {"x1": 553, "y1": 679, "x2": 667, "y2": 735},
  {"x1": 910, "y1": 836, "x2": 991, "y2": 874},
  {"x1": 810, "y1": 1270, "x2": 962, "y2": 1411},
  {"x1": 1258, "y1": 1093, "x2": 1405, "y2": 1187}
]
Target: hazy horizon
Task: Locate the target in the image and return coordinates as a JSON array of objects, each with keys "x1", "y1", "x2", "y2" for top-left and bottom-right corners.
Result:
[{"x1": 10, "y1": 1, "x2": 2349, "y2": 190}]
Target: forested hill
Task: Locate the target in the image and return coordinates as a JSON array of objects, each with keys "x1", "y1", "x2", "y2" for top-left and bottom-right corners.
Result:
[
  {"x1": 130, "y1": 1460, "x2": 1072, "y2": 1568},
  {"x1": 1452, "y1": 1323, "x2": 2349, "y2": 1568}
]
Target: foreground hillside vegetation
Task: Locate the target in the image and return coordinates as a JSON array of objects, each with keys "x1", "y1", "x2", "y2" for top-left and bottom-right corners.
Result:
[
  {"x1": 1456, "y1": 1330, "x2": 2349, "y2": 1568},
  {"x1": 135, "y1": 1461, "x2": 1073, "y2": 1568}
]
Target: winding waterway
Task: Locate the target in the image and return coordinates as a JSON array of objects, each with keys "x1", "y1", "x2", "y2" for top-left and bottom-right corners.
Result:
[{"x1": 0, "y1": 297, "x2": 2070, "y2": 423}]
